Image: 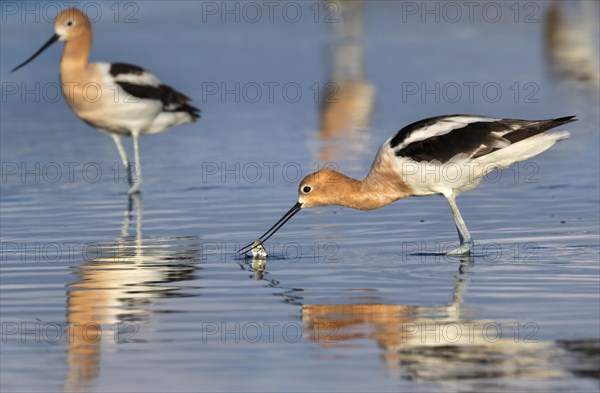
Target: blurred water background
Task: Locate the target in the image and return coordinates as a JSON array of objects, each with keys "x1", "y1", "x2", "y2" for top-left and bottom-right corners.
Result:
[{"x1": 1, "y1": 1, "x2": 599, "y2": 392}]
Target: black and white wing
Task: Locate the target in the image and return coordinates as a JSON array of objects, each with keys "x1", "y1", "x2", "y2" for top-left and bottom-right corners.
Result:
[
  {"x1": 389, "y1": 114, "x2": 576, "y2": 163},
  {"x1": 109, "y1": 62, "x2": 200, "y2": 120}
]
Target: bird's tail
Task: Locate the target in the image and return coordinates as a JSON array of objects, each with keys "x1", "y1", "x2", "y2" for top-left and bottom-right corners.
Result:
[
  {"x1": 176, "y1": 103, "x2": 201, "y2": 122},
  {"x1": 503, "y1": 115, "x2": 576, "y2": 143},
  {"x1": 474, "y1": 121, "x2": 572, "y2": 176}
]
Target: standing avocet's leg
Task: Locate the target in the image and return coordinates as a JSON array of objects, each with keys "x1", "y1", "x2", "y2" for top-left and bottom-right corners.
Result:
[
  {"x1": 444, "y1": 192, "x2": 474, "y2": 255},
  {"x1": 111, "y1": 134, "x2": 132, "y2": 186},
  {"x1": 128, "y1": 132, "x2": 143, "y2": 195}
]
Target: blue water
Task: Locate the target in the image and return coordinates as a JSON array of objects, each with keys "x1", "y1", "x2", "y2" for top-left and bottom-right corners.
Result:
[{"x1": 1, "y1": 1, "x2": 599, "y2": 392}]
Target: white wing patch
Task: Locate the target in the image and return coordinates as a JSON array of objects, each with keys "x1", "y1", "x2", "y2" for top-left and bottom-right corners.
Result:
[{"x1": 112, "y1": 70, "x2": 160, "y2": 87}]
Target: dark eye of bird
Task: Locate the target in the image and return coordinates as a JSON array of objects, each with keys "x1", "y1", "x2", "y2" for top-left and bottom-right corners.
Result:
[
  {"x1": 303, "y1": 186, "x2": 311, "y2": 193},
  {"x1": 67, "y1": 21, "x2": 73, "y2": 26}
]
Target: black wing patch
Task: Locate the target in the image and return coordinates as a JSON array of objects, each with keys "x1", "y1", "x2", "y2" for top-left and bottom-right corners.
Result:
[
  {"x1": 501, "y1": 116, "x2": 576, "y2": 143},
  {"x1": 396, "y1": 121, "x2": 506, "y2": 162},
  {"x1": 116, "y1": 82, "x2": 200, "y2": 120},
  {"x1": 395, "y1": 116, "x2": 576, "y2": 163},
  {"x1": 109, "y1": 62, "x2": 145, "y2": 77},
  {"x1": 389, "y1": 114, "x2": 473, "y2": 149}
]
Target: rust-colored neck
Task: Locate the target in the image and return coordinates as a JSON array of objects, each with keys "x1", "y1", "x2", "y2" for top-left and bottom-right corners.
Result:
[
  {"x1": 325, "y1": 171, "x2": 410, "y2": 211},
  {"x1": 346, "y1": 147, "x2": 413, "y2": 210},
  {"x1": 60, "y1": 31, "x2": 91, "y2": 73},
  {"x1": 359, "y1": 170, "x2": 411, "y2": 210}
]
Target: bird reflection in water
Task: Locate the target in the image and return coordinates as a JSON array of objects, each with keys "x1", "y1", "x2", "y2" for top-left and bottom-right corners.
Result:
[
  {"x1": 302, "y1": 257, "x2": 599, "y2": 385},
  {"x1": 64, "y1": 195, "x2": 199, "y2": 392},
  {"x1": 545, "y1": 0, "x2": 600, "y2": 90},
  {"x1": 250, "y1": 258, "x2": 267, "y2": 280},
  {"x1": 316, "y1": 0, "x2": 375, "y2": 166}
]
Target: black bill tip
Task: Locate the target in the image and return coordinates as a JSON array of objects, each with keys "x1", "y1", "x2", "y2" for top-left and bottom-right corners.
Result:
[
  {"x1": 11, "y1": 33, "x2": 60, "y2": 73},
  {"x1": 237, "y1": 202, "x2": 302, "y2": 255}
]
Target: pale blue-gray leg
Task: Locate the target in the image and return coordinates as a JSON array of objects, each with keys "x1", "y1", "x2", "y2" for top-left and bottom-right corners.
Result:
[
  {"x1": 111, "y1": 134, "x2": 132, "y2": 186},
  {"x1": 445, "y1": 193, "x2": 474, "y2": 255},
  {"x1": 128, "y1": 133, "x2": 142, "y2": 195}
]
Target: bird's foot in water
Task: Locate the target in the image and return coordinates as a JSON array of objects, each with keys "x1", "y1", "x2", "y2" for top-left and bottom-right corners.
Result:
[
  {"x1": 127, "y1": 182, "x2": 142, "y2": 195},
  {"x1": 446, "y1": 241, "x2": 473, "y2": 256}
]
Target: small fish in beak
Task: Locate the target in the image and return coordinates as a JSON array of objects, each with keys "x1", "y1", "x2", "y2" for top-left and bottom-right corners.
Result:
[{"x1": 251, "y1": 240, "x2": 268, "y2": 259}]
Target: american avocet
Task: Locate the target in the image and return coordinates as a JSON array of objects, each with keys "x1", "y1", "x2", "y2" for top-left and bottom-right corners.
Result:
[
  {"x1": 239, "y1": 115, "x2": 576, "y2": 256},
  {"x1": 11, "y1": 8, "x2": 200, "y2": 194}
]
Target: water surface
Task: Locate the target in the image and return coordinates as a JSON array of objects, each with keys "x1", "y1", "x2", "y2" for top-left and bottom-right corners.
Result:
[{"x1": 1, "y1": 1, "x2": 599, "y2": 392}]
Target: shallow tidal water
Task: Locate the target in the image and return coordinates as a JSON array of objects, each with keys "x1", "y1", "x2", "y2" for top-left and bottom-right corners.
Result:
[{"x1": 1, "y1": 1, "x2": 599, "y2": 392}]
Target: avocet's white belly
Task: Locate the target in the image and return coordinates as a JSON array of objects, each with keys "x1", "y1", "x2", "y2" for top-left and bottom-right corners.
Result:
[
  {"x1": 61, "y1": 63, "x2": 163, "y2": 136},
  {"x1": 395, "y1": 155, "x2": 483, "y2": 197}
]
